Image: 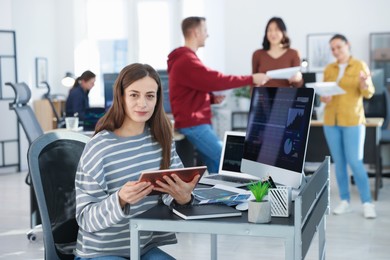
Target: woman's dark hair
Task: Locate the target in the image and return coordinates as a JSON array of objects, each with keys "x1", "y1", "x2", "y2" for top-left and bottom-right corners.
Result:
[
  {"x1": 330, "y1": 34, "x2": 349, "y2": 44},
  {"x1": 262, "y1": 17, "x2": 291, "y2": 50},
  {"x1": 95, "y1": 63, "x2": 173, "y2": 169},
  {"x1": 181, "y1": 16, "x2": 206, "y2": 38},
  {"x1": 72, "y1": 70, "x2": 96, "y2": 88}
]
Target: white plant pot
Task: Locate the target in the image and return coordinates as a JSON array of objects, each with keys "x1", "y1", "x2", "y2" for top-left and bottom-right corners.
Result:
[
  {"x1": 236, "y1": 97, "x2": 251, "y2": 111},
  {"x1": 248, "y1": 200, "x2": 271, "y2": 223}
]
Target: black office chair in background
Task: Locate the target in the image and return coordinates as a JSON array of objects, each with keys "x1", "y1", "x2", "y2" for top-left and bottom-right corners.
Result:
[
  {"x1": 27, "y1": 131, "x2": 89, "y2": 260},
  {"x1": 363, "y1": 86, "x2": 390, "y2": 190},
  {"x1": 41, "y1": 81, "x2": 66, "y2": 128},
  {"x1": 6, "y1": 82, "x2": 44, "y2": 228},
  {"x1": 6, "y1": 82, "x2": 44, "y2": 144}
]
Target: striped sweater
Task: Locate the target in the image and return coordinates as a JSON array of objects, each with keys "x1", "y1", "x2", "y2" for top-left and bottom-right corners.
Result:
[{"x1": 74, "y1": 128, "x2": 183, "y2": 258}]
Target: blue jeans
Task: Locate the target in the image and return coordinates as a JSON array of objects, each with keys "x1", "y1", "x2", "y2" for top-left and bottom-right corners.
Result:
[
  {"x1": 178, "y1": 124, "x2": 222, "y2": 173},
  {"x1": 74, "y1": 247, "x2": 175, "y2": 260},
  {"x1": 323, "y1": 125, "x2": 371, "y2": 203}
]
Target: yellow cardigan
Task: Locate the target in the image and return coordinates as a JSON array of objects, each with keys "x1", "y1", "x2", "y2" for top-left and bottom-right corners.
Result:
[{"x1": 323, "y1": 57, "x2": 375, "y2": 126}]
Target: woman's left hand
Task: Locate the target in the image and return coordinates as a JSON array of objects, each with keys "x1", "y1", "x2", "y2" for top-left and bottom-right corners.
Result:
[
  {"x1": 289, "y1": 71, "x2": 303, "y2": 83},
  {"x1": 154, "y1": 174, "x2": 200, "y2": 205},
  {"x1": 359, "y1": 70, "x2": 370, "y2": 90}
]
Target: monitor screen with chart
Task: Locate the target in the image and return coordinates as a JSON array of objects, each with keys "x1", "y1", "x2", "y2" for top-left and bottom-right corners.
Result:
[{"x1": 241, "y1": 87, "x2": 314, "y2": 188}]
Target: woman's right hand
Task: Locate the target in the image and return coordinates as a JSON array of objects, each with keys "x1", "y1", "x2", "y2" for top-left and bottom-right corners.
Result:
[
  {"x1": 252, "y1": 73, "x2": 269, "y2": 86},
  {"x1": 320, "y1": 96, "x2": 332, "y2": 103},
  {"x1": 118, "y1": 181, "x2": 153, "y2": 208}
]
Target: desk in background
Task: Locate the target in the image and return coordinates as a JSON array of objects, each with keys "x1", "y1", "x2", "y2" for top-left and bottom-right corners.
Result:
[
  {"x1": 34, "y1": 99, "x2": 65, "y2": 131},
  {"x1": 306, "y1": 118, "x2": 383, "y2": 200},
  {"x1": 130, "y1": 158, "x2": 330, "y2": 260}
]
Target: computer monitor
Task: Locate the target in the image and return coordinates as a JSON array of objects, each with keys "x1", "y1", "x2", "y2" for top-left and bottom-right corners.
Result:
[
  {"x1": 103, "y1": 71, "x2": 171, "y2": 113},
  {"x1": 103, "y1": 73, "x2": 119, "y2": 110},
  {"x1": 241, "y1": 87, "x2": 314, "y2": 189},
  {"x1": 157, "y1": 70, "x2": 171, "y2": 113},
  {"x1": 302, "y1": 72, "x2": 320, "y2": 108}
]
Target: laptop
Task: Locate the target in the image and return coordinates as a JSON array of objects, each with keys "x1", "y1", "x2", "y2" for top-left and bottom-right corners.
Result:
[{"x1": 199, "y1": 131, "x2": 260, "y2": 187}]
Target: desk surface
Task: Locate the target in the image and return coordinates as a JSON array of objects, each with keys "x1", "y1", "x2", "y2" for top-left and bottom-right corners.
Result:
[
  {"x1": 134, "y1": 204, "x2": 295, "y2": 227},
  {"x1": 311, "y1": 117, "x2": 383, "y2": 127}
]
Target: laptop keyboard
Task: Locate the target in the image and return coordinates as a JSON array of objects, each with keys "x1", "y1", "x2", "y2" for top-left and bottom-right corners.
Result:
[{"x1": 206, "y1": 175, "x2": 258, "y2": 184}]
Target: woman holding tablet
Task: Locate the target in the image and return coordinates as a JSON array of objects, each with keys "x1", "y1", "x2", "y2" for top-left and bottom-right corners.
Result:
[
  {"x1": 74, "y1": 63, "x2": 199, "y2": 259},
  {"x1": 321, "y1": 34, "x2": 376, "y2": 219},
  {"x1": 252, "y1": 17, "x2": 303, "y2": 88}
]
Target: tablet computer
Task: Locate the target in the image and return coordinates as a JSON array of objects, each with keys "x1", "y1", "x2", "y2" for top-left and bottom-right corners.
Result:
[{"x1": 139, "y1": 166, "x2": 207, "y2": 195}]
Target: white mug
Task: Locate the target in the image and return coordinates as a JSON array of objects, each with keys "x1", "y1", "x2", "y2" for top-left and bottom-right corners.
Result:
[{"x1": 65, "y1": 117, "x2": 79, "y2": 130}]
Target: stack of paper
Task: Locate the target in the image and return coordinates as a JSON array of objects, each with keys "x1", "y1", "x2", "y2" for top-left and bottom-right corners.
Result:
[
  {"x1": 266, "y1": 66, "x2": 301, "y2": 79},
  {"x1": 306, "y1": 82, "x2": 346, "y2": 96},
  {"x1": 193, "y1": 184, "x2": 252, "y2": 206}
]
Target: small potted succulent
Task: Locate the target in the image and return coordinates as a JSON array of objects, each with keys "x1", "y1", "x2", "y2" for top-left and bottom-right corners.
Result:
[{"x1": 247, "y1": 181, "x2": 271, "y2": 223}]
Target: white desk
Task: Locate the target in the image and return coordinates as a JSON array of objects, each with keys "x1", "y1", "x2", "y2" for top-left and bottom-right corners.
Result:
[{"x1": 130, "y1": 158, "x2": 330, "y2": 260}]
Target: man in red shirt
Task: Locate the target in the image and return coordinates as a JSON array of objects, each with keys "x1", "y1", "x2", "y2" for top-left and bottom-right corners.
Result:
[{"x1": 167, "y1": 16, "x2": 268, "y2": 173}]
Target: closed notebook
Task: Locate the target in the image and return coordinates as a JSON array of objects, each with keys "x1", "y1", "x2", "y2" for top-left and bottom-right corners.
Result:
[{"x1": 172, "y1": 204, "x2": 242, "y2": 220}]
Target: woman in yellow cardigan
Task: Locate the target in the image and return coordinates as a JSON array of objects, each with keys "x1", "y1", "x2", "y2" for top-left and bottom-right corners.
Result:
[{"x1": 321, "y1": 34, "x2": 376, "y2": 219}]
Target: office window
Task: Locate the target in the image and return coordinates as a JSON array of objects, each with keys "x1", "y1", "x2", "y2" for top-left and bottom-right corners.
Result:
[
  {"x1": 81, "y1": 0, "x2": 128, "y2": 106},
  {"x1": 137, "y1": 0, "x2": 172, "y2": 70}
]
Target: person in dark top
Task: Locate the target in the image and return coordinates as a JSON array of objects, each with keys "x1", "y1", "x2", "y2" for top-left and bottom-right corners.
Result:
[{"x1": 65, "y1": 70, "x2": 96, "y2": 121}]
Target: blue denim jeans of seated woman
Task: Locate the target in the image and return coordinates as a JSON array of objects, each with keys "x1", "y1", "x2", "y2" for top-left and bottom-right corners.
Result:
[
  {"x1": 178, "y1": 124, "x2": 222, "y2": 173},
  {"x1": 74, "y1": 247, "x2": 175, "y2": 260},
  {"x1": 323, "y1": 125, "x2": 372, "y2": 203}
]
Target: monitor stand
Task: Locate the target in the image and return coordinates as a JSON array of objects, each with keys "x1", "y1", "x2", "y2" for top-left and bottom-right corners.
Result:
[{"x1": 276, "y1": 172, "x2": 307, "y2": 201}]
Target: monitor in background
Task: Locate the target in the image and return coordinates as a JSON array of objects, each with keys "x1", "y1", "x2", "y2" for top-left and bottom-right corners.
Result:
[
  {"x1": 157, "y1": 70, "x2": 171, "y2": 113},
  {"x1": 302, "y1": 72, "x2": 316, "y2": 87},
  {"x1": 103, "y1": 71, "x2": 171, "y2": 113},
  {"x1": 241, "y1": 87, "x2": 314, "y2": 189},
  {"x1": 83, "y1": 107, "x2": 105, "y2": 131},
  {"x1": 103, "y1": 73, "x2": 119, "y2": 110},
  {"x1": 302, "y1": 72, "x2": 320, "y2": 108}
]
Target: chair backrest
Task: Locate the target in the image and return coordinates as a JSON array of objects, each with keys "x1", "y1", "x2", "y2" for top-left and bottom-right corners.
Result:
[
  {"x1": 40, "y1": 81, "x2": 66, "y2": 128},
  {"x1": 6, "y1": 82, "x2": 44, "y2": 144},
  {"x1": 371, "y1": 68, "x2": 385, "y2": 94},
  {"x1": 27, "y1": 131, "x2": 89, "y2": 260},
  {"x1": 42, "y1": 82, "x2": 61, "y2": 122},
  {"x1": 364, "y1": 89, "x2": 390, "y2": 129}
]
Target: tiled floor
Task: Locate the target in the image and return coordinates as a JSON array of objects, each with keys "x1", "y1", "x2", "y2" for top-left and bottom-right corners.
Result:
[{"x1": 1, "y1": 166, "x2": 390, "y2": 260}]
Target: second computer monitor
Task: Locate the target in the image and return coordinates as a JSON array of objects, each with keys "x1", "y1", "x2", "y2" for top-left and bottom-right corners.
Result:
[{"x1": 241, "y1": 87, "x2": 314, "y2": 188}]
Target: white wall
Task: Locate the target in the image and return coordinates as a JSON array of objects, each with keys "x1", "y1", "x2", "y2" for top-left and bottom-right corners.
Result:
[
  {"x1": 0, "y1": 0, "x2": 12, "y2": 28},
  {"x1": 223, "y1": 0, "x2": 390, "y2": 75}
]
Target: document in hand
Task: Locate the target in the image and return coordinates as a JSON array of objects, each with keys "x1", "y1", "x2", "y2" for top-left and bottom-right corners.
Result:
[
  {"x1": 172, "y1": 204, "x2": 242, "y2": 220},
  {"x1": 266, "y1": 66, "x2": 301, "y2": 79},
  {"x1": 306, "y1": 82, "x2": 346, "y2": 96}
]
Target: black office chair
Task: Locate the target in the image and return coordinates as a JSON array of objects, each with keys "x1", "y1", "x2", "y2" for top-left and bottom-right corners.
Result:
[
  {"x1": 27, "y1": 131, "x2": 89, "y2": 260},
  {"x1": 6, "y1": 82, "x2": 44, "y2": 228},
  {"x1": 41, "y1": 81, "x2": 66, "y2": 128},
  {"x1": 6, "y1": 82, "x2": 44, "y2": 144},
  {"x1": 363, "y1": 88, "x2": 390, "y2": 187}
]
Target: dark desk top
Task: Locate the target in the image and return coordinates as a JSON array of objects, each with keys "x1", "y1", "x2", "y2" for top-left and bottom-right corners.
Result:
[{"x1": 134, "y1": 204, "x2": 295, "y2": 227}]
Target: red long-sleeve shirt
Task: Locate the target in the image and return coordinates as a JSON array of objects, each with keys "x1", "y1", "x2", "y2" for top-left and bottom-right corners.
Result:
[{"x1": 167, "y1": 47, "x2": 253, "y2": 129}]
